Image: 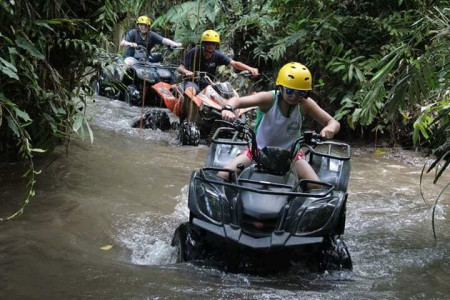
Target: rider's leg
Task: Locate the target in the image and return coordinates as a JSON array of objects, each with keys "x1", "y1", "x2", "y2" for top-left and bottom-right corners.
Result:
[
  {"x1": 218, "y1": 153, "x2": 252, "y2": 180},
  {"x1": 292, "y1": 150, "x2": 321, "y2": 189},
  {"x1": 293, "y1": 159, "x2": 320, "y2": 181}
]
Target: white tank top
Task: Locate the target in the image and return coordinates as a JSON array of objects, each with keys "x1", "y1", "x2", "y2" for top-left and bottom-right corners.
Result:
[{"x1": 255, "y1": 91, "x2": 303, "y2": 150}]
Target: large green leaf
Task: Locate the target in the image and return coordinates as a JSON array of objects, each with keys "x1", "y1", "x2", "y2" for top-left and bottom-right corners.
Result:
[
  {"x1": 12, "y1": 106, "x2": 31, "y2": 122},
  {"x1": 6, "y1": 116, "x2": 20, "y2": 137},
  {"x1": 72, "y1": 114, "x2": 84, "y2": 132},
  {"x1": 0, "y1": 57, "x2": 18, "y2": 80},
  {"x1": 15, "y1": 36, "x2": 45, "y2": 60}
]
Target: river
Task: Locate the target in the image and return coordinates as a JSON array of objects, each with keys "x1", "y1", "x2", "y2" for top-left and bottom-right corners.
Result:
[{"x1": 1, "y1": 96, "x2": 449, "y2": 299}]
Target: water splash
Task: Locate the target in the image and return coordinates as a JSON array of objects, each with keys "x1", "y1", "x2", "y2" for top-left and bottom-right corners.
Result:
[{"x1": 116, "y1": 185, "x2": 190, "y2": 265}]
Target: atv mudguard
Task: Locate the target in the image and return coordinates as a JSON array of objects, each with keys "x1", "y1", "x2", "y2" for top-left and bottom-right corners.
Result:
[{"x1": 152, "y1": 82, "x2": 184, "y2": 117}]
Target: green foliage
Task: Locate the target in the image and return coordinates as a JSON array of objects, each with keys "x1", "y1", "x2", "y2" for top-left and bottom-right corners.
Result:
[
  {"x1": 1, "y1": 0, "x2": 448, "y2": 221},
  {"x1": 0, "y1": 0, "x2": 131, "y2": 220},
  {"x1": 156, "y1": 0, "x2": 449, "y2": 186}
]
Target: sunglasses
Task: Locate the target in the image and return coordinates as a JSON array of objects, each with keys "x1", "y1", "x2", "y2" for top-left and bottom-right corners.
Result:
[
  {"x1": 284, "y1": 87, "x2": 308, "y2": 97},
  {"x1": 203, "y1": 41, "x2": 217, "y2": 46}
]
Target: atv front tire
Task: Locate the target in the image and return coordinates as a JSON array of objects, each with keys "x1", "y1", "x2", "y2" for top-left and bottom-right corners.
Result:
[
  {"x1": 172, "y1": 222, "x2": 204, "y2": 263},
  {"x1": 179, "y1": 120, "x2": 200, "y2": 146},
  {"x1": 146, "y1": 110, "x2": 171, "y2": 130},
  {"x1": 318, "y1": 235, "x2": 352, "y2": 271}
]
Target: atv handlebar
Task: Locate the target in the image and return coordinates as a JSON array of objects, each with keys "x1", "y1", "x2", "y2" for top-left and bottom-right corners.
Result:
[
  {"x1": 212, "y1": 114, "x2": 322, "y2": 162},
  {"x1": 211, "y1": 114, "x2": 350, "y2": 161},
  {"x1": 290, "y1": 131, "x2": 322, "y2": 159},
  {"x1": 134, "y1": 45, "x2": 182, "y2": 64},
  {"x1": 182, "y1": 70, "x2": 255, "y2": 83},
  {"x1": 167, "y1": 46, "x2": 183, "y2": 51},
  {"x1": 236, "y1": 70, "x2": 254, "y2": 78},
  {"x1": 182, "y1": 71, "x2": 216, "y2": 83},
  {"x1": 292, "y1": 132, "x2": 351, "y2": 161}
]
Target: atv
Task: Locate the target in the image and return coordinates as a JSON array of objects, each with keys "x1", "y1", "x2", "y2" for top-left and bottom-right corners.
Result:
[
  {"x1": 152, "y1": 71, "x2": 257, "y2": 146},
  {"x1": 172, "y1": 119, "x2": 352, "y2": 273},
  {"x1": 94, "y1": 45, "x2": 181, "y2": 107},
  {"x1": 91, "y1": 53, "x2": 126, "y2": 99}
]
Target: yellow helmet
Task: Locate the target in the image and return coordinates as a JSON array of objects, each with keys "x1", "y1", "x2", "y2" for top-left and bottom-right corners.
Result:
[
  {"x1": 276, "y1": 62, "x2": 312, "y2": 90},
  {"x1": 136, "y1": 15, "x2": 151, "y2": 26},
  {"x1": 201, "y1": 30, "x2": 220, "y2": 43}
]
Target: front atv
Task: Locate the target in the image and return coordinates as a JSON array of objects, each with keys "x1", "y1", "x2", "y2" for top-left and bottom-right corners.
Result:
[{"x1": 173, "y1": 121, "x2": 352, "y2": 272}]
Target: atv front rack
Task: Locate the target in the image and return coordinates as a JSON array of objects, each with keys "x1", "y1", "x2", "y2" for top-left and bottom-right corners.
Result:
[
  {"x1": 198, "y1": 167, "x2": 334, "y2": 198},
  {"x1": 210, "y1": 127, "x2": 249, "y2": 145},
  {"x1": 304, "y1": 140, "x2": 351, "y2": 162}
]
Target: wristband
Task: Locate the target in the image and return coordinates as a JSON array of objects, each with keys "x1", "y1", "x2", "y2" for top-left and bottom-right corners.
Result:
[{"x1": 222, "y1": 104, "x2": 234, "y2": 112}]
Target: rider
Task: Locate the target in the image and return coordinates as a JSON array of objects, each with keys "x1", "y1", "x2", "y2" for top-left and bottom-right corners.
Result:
[
  {"x1": 219, "y1": 62, "x2": 340, "y2": 182},
  {"x1": 176, "y1": 29, "x2": 259, "y2": 96},
  {"x1": 119, "y1": 15, "x2": 182, "y2": 66}
]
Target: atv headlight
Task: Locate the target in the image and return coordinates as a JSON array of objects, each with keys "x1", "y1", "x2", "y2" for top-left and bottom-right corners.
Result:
[
  {"x1": 197, "y1": 184, "x2": 223, "y2": 222},
  {"x1": 296, "y1": 198, "x2": 338, "y2": 234}
]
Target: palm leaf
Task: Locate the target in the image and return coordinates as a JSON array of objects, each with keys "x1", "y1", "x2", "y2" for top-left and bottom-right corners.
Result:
[{"x1": 431, "y1": 181, "x2": 450, "y2": 240}]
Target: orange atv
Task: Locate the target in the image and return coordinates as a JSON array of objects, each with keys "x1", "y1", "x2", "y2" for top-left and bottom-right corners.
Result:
[{"x1": 152, "y1": 71, "x2": 256, "y2": 146}]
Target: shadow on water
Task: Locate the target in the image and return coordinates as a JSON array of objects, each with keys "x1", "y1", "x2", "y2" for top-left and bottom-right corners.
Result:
[{"x1": 0, "y1": 96, "x2": 449, "y2": 299}]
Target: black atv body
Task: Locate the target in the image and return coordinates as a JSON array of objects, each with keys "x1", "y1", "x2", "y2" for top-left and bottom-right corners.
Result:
[
  {"x1": 122, "y1": 52, "x2": 178, "y2": 107},
  {"x1": 95, "y1": 46, "x2": 180, "y2": 107},
  {"x1": 177, "y1": 72, "x2": 256, "y2": 146},
  {"x1": 173, "y1": 123, "x2": 352, "y2": 273}
]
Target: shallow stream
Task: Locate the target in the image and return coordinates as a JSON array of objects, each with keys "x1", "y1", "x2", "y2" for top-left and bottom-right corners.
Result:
[{"x1": 1, "y1": 97, "x2": 449, "y2": 299}]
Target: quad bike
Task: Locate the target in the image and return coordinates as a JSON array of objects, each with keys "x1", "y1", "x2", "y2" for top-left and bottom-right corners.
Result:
[
  {"x1": 94, "y1": 45, "x2": 181, "y2": 107},
  {"x1": 91, "y1": 53, "x2": 125, "y2": 99},
  {"x1": 172, "y1": 118, "x2": 352, "y2": 273},
  {"x1": 152, "y1": 71, "x2": 257, "y2": 146}
]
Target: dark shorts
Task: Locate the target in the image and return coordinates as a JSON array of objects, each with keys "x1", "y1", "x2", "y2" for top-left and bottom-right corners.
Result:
[{"x1": 243, "y1": 146, "x2": 306, "y2": 161}]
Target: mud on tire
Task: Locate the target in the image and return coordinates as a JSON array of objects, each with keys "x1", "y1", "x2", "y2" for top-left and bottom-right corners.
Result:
[
  {"x1": 132, "y1": 109, "x2": 171, "y2": 130},
  {"x1": 318, "y1": 235, "x2": 352, "y2": 271},
  {"x1": 179, "y1": 120, "x2": 200, "y2": 146},
  {"x1": 171, "y1": 222, "x2": 204, "y2": 263}
]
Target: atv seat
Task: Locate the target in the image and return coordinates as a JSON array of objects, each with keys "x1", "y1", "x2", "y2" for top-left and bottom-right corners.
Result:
[{"x1": 257, "y1": 146, "x2": 291, "y2": 175}]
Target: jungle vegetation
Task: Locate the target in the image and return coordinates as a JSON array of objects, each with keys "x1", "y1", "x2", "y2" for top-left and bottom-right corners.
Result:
[{"x1": 0, "y1": 0, "x2": 449, "y2": 220}]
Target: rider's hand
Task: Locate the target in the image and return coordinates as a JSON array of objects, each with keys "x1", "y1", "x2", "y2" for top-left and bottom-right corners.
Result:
[
  {"x1": 221, "y1": 109, "x2": 236, "y2": 122},
  {"x1": 174, "y1": 42, "x2": 182, "y2": 48},
  {"x1": 129, "y1": 42, "x2": 138, "y2": 48},
  {"x1": 320, "y1": 127, "x2": 335, "y2": 140},
  {"x1": 185, "y1": 70, "x2": 194, "y2": 78},
  {"x1": 249, "y1": 67, "x2": 259, "y2": 77}
]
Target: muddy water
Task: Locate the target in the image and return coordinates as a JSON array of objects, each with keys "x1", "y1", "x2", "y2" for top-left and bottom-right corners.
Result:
[{"x1": 1, "y1": 97, "x2": 449, "y2": 299}]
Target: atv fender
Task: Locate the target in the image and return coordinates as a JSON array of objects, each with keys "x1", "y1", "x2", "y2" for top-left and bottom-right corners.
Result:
[{"x1": 152, "y1": 82, "x2": 184, "y2": 117}]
